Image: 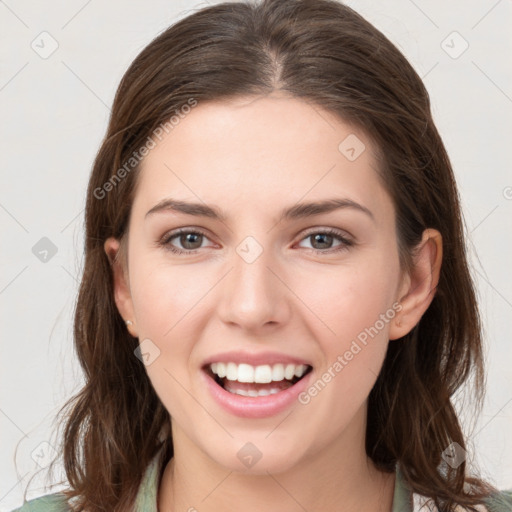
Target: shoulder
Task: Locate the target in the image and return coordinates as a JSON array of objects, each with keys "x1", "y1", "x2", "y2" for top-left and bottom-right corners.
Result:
[
  {"x1": 11, "y1": 493, "x2": 72, "y2": 512},
  {"x1": 411, "y1": 486, "x2": 512, "y2": 512},
  {"x1": 483, "y1": 488, "x2": 512, "y2": 512}
]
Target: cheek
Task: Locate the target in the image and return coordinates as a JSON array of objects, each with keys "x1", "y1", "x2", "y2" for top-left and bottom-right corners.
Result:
[
  {"x1": 128, "y1": 261, "x2": 212, "y2": 418},
  {"x1": 130, "y1": 258, "x2": 211, "y2": 339},
  {"x1": 294, "y1": 271, "x2": 395, "y2": 431},
  {"x1": 292, "y1": 251, "x2": 399, "y2": 402},
  {"x1": 294, "y1": 255, "x2": 399, "y2": 346}
]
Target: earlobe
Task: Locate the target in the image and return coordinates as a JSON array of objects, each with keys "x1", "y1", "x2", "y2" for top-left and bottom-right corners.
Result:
[
  {"x1": 104, "y1": 237, "x2": 138, "y2": 338},
  {"x1": 389, "y1": 228, "x2": 442, "y2": 340}
]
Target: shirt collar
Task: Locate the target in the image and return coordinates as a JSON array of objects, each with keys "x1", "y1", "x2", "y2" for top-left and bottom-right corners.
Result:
[
  {"x1": 133, "y1": 446, "x2": 165, "y2": 511},
  {"x1": 392, "y1": 464, "x2": 414, "y2": 512}
]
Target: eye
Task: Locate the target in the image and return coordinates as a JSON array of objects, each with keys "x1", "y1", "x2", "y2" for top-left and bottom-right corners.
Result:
[
  {"x1": 297, "y1": 228, "x2": 354, "y2": 253},
  {"x1": 159, "y1": 228, "x2": 214, "y2": 254},
  {"x1": 159, "y1": 227, "x2": 354, "y2": 255}
]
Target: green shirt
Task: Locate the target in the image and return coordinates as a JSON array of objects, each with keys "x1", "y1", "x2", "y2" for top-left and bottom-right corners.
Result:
[{"x1": 11, "y1": 448, "x2": 512, "y2": 511}]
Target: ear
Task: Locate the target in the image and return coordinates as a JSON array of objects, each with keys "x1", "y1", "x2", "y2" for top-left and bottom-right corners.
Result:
[
  {"x1": 389, "y1": 228, "x2": 442, "y2": 340},
  {"x1": 104, "y1": 237, "x2": 138, "y2": 338}
]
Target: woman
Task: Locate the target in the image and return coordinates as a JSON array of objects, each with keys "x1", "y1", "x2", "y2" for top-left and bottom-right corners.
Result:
[{"x1": 13, "y1": 0, "x2": 512, "y2": 510}]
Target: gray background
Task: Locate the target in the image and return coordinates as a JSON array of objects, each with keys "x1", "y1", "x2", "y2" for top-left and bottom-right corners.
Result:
[{"x1": 1, "y1": 0, "x2": 511, "y2": 509}]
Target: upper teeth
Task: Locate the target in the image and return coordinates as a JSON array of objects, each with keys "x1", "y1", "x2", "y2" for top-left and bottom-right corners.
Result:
[{"x1": 210, "y1": 362, "x2": 308, "y2": 383}]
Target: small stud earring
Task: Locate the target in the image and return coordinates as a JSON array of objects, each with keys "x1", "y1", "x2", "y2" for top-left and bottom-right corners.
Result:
[{"x1": 125, "y1": 320, "x2": 133, "y2": 326}]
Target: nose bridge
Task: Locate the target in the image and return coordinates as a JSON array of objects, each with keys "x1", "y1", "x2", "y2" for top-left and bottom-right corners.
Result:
[{"x1": 219, "y1": 234, "x2": 286, "y2": 328}]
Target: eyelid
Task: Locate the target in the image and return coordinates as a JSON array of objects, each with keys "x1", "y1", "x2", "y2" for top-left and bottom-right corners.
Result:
[
  {"x1": 294, "y1": 226, "x2": 354, "y2": 252},
  {"x1": 159, "y1": 227, "x2": 214, "y2": 247},
  {"x1": 160, "y1": 226, "x2": 354, "y2": 243},
  {"x1": 298, "y1": 226, "x2": 354, "y2": 241}
]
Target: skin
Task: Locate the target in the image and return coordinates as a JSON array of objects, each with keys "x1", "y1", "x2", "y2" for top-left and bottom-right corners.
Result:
[{"x1": 105, "y1": 91, "x2": 442, "y2": 512}]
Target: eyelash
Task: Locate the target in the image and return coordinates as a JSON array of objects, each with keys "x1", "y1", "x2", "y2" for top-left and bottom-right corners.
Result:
[{"x1": 159, "y1": 227, "x2": 354, "y2": 255}]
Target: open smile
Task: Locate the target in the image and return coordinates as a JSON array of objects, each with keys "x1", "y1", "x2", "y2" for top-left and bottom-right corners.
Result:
[
  {"x1": 202, "y1": 360, "x2": 313, "y2": 418},
  {"x1": 207, "y1": 362, "x2": 312, "y2": 396}
]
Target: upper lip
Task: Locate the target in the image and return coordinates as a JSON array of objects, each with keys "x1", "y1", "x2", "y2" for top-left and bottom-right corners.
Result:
[{"x1": 202, "y1": 351, "x2": 312, "y2": 368}]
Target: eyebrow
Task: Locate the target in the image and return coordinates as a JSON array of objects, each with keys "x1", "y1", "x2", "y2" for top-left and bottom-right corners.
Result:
[{"x1": 145, "y1": 197, "x2": 374, "y2": 222}]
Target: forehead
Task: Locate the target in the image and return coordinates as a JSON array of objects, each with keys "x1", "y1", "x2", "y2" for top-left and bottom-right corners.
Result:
[{"x1": 133, "y1": 93, "x2": 391, "y2": 219}]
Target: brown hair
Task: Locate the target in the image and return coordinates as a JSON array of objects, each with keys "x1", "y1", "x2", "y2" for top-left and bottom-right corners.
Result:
[{"x1": 44, "y1": 0, "x2": 495, "y2": 510}]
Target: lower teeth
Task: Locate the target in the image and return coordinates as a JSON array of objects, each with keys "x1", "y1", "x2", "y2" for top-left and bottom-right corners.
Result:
[{"x1": 224, "y1": 387, "x2": 283, "y2": 397}]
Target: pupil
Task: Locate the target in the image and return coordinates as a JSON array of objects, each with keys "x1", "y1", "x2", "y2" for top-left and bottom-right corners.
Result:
[
  {"x1": 182, "y1": 233, "x2": 202, "y2": 249},
  {"x1": 313, "y1": 233, "x2": 332, "y2": 249}
]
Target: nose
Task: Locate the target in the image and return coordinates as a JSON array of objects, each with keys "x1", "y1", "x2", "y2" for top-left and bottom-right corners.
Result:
[{"x1": 217, "y1": 239, "x2": 291, "y2": 333}]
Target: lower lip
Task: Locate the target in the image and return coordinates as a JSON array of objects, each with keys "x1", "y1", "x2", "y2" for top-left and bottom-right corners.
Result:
[{"x1": 202, "y1": 369, "x2": 313, "y2": 418}]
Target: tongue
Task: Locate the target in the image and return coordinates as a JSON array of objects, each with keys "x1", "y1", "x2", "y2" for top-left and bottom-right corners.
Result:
[{"x1": 223, "y1": 379, "x2": 294, "y2": 394}]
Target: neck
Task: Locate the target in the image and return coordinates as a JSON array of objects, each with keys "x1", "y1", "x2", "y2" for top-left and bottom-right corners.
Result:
[{"x1": 158, "y1": 416, "x2": 396, "y2": 512}]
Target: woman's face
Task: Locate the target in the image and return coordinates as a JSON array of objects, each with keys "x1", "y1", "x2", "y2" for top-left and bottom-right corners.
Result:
[{"x1": 108, "y1": 93, "x2": 410, "y2": 473}]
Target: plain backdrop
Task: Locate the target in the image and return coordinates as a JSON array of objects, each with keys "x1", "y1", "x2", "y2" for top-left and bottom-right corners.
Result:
[{"x1": 1, "y1": 0, "x2": 511, "y2": 509}]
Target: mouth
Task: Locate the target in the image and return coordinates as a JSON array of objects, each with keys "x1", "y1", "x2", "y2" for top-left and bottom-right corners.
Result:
[{"x1": 204, "y1": 362, "x2": 313, "y2": 397}]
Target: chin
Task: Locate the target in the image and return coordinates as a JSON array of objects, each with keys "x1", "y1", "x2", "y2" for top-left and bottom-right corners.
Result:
[{"x1": 198, "y1": 433, "x2": 310, "y2": 475}]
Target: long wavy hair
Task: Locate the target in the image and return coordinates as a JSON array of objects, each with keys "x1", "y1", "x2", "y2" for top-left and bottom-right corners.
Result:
[{"x1": 40, "y1": 0, "x2": 495, "y2": 510}]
